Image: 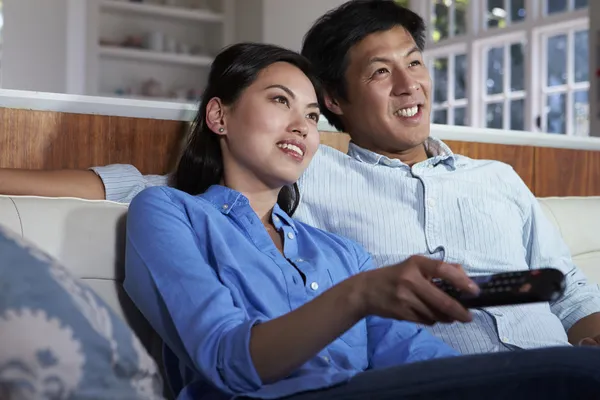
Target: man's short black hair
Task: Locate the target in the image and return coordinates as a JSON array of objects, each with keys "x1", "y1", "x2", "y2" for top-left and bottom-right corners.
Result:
[{"x1": 301, "y1": 0, "x2": 426, "y2": 131}]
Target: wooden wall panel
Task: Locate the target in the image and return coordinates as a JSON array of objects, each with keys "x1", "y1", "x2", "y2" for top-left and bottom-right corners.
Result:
[
  {"x1": 444, "y1": 140, "x2": 535, "y2": 191},
  {"x1": 1, "y1": 107, "x2": 599, "y2": 197},
  {"x1": 0, "y1": 108, "x2": 186, "y2": 175},
  {"x1": 319, "y1": 132, "x2": 350, "y2": 153},
  {"x1": 533, "y1": 147, "x2": 600, "y2": 197}
]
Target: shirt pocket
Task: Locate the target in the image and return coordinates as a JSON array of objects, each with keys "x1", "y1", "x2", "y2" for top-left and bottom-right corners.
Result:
[{"x1": 456, "y1": 197, "x2": 524, "y2": 262}]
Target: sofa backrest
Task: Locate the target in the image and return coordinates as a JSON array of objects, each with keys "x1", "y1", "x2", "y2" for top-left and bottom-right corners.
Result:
[{"x1": 1, "y1": 194, "x2": 599, "y2": 366}]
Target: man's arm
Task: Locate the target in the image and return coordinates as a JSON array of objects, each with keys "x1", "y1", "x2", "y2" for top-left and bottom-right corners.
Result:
[
  {"x1": 0, "y1": 164, "x2": 169, "y2": 203},
  {"x1": 517, "y1": 176, "x2": 600, "y2": 343},
  {"x1": 0, "y1": 168, "x2": 105, "y2": 199}
]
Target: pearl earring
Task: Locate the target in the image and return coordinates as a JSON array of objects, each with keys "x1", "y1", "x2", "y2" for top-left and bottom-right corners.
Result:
[{"x1": 218, "y1": 128, "x2": 224, "y2": 132}]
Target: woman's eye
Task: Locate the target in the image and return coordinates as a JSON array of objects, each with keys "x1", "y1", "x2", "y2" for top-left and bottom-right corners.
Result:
[
  {"x1": 307, "y1": 113, "x2": 320, "y2": 122},
  {"x1": 274, "y1": 96, "x2": 289, "y2": 106}
]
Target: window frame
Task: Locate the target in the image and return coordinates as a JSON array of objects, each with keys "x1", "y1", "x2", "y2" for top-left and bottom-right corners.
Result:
[{"x1": 411, "y1": 0, "x2": 589, "y2": 135}]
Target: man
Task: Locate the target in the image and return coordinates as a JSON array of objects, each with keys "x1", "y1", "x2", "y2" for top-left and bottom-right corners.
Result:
[{"x1": 1, "y1": 0, "x2": 600, "y2": 353}]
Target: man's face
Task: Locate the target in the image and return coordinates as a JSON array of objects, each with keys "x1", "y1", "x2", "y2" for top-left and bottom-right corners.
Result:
[{"x1": 330, "y1": 26, "x2": 432, "y2": 155}]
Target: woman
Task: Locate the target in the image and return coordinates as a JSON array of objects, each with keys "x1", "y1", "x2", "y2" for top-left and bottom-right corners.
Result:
[{"x1": 124, "y1": 42, "x2": 478, "y2": 400}]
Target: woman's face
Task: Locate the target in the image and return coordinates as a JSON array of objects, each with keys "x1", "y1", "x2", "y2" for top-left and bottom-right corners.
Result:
[{"x1": 210, "y1": 62, "x2": 321, "y2": 191}]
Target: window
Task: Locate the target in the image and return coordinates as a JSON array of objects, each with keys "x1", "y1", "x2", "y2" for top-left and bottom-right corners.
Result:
[
  {"x1": 430, "y1": 50, "x2": 468, "y2": 125},
  {"x1": 480, "y1": 36, "x2": 526, "y2": 130},
  {"x1": 430, "y1": 0, "x2": 468, "y2": 42},
  {"x1": 546, "y1": 0, "x2": 587, "y2": 14},
  {"x1": 411, "y1": 0, "x2": 589, "y2": 135},
  {"x1": 538, "y1": 25, "x2": 589, "y2": 135},
  {"x1": 485, "y1": 0, "x2": 526, "y2": 29}
]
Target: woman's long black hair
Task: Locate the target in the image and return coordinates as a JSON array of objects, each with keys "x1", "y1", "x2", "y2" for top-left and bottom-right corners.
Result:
[{"x1": 172, "y1": 43, "x2": 323, "y2": 216}]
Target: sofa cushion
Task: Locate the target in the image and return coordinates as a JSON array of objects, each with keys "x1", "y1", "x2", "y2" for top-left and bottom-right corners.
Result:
[
  {"x1": 538, "y1": 197, "x2": 600, "y2": 285},
  {"x1": 0, "y1": 225, "x2": 164, "y2": 399}
]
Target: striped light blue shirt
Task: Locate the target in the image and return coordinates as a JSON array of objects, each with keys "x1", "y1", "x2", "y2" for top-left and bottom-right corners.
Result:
[{"x1": 92, "y1": 137, "x2": 600, "y2": 354}]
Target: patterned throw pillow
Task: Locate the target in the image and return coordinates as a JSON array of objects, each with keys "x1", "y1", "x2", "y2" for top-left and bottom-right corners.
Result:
[{"x1": 0, "y1": 225, "x2": 164, "y2": 400}]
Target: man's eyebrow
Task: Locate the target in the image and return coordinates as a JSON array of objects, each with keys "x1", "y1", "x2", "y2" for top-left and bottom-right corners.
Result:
[
  {"x1": 265, "y1": 84, "x2": 320, "y2": 109},
  {"x1": 366, "y1": 46, "x2": 422, "y2": 65},
  {"x1": 406, "y1": 46, "x2": 421, "y2": 57}
]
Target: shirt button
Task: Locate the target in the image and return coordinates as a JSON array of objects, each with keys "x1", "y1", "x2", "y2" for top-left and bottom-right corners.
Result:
[
  {"x1": 322, "y1": 356, "x2": 330, "y2": 363},
  {"x1": 428, "y1": 164, "x2": 434, "y2": 169},
  {"x1": 310, "y1": 282, "x2": 319, "y2": 291},
  {"x1": 273, "y1": 216, "x2": 280, "y2": 223},
  {"x1": 287, "y1": 232, "x2": 295, "y2": 240},
  {"x1": 501, "y1": 336, "x2": 510, "y2": 342},
  {"x1": 222, "y1": 204, "x2": 229, "y2": 210},
  {"x1": 382, "y1": 159, "x2": 392, "y2": 166},
  {"x1": 295, "y1": 259, "x2": 304, "y2": 263},
  {"x1": 427, "y1": 199, "x2": 435, "y2": 208}
]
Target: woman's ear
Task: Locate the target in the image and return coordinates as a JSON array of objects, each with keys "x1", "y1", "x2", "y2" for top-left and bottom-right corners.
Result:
[
  {"x1": 324, "y1": 93, "x2": 343, "y2": 117},
  {"x1": 205, "y1": 97, "x2": 227, "y2": 135}
]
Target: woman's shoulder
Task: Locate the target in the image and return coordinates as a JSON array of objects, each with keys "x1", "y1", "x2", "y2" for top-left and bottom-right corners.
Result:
[{"x1": 129, "y1": 186, "x2": 213, "y2": 216}]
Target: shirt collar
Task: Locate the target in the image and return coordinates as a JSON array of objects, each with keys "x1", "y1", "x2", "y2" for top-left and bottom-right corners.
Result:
[
  {"x1": 347, "y1": 136, "x2": 456, "y2": 169},
  {"x1": 202, "y1": 185, "x2": 298, "y2": 233}
]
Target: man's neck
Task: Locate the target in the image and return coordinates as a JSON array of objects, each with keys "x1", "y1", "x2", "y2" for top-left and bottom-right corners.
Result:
[{"x1": 357, "y1": 142, "x2": 430, "y2": 167}]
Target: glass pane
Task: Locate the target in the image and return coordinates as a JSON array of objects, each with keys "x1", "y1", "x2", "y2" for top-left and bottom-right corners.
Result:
[
  {"x1": 432, "y1": 0, "x2": 450, "y2": 42},
  {"x1": 574, "y1": 0, "x2": 588, "y2": 9},
  {"x1": 455, "y1": 0, "x2": 468, "y2": 36},
  {"x1": 433, "y1": 109, "x2": 448, "y2": 124},
  {"x1": 486, "y1": 102, "x2": 504, "y2": 129},
  {"x1": 487, "y1": 47, "x2": 504, "y2": 95},
  {"x1": 510, "y1": 43, "x2": 524, "y2": 91},
  {"x1": 454, "y1": 54, "x2": 467, "y2": 100},
  {"x1": 574, "y1": 30, "x2": 589, "y2": 83},
  {"x1": 433, "y1": 57, "x2": 449, "y2": 104},
  {"x1": 487, "y1": 0, "x2": 506, "y2": 29},
  {"x1": 454, "y1": 106, "x2": 467, "y2": 126},
  {"x1": 510, "y1": 0, "x2": 526, "y2": 22},
  {"x1": 547, "y1": 34, "x2": 567, "y2": 87},
  {"x1": 547, "y1": 0, "x2": 567, "y2": 14},
  {"x1": 546, "y1": 93, "x2": 566, "y2": 134},
  {"x1": 573, "y1": 90, "x2": 589, "y2": 136},
  {"x1": 510, "y1": 99, "x2": 525, "y2": 130}
]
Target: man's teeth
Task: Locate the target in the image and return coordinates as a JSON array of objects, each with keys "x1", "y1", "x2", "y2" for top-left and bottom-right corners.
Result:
[
  {"x1": 396, "y1": 106, "x2": 419, "y2": 117},
  {"x1": 277, "y1": 143, "x2": 304, "y2": 156}
]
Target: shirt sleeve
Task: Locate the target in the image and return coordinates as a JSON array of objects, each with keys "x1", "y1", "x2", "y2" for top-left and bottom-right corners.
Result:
[
  {"x1": 124, "y1": 187, "x2": 264, "y2": 396},
  {"x1": 90, "y1": 164, "x2": 169, "y2": 203},
  {"x1": 346, "y1": 239, "x2": 459, "y2": 368},
  {"x1": 519, "y1": 182, "x2": 600, "y2": 332}
]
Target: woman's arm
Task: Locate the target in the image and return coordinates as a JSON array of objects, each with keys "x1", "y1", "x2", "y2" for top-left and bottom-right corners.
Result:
[
  {"x1": 125, "y1": 188, "x2": 474, "y2": 395},
  {"x1": 125, "y1": 187, "x2": 367, "y2": 394},
  {"x1": 0, "y1": 168, "x2": 105, "y2": 199}
]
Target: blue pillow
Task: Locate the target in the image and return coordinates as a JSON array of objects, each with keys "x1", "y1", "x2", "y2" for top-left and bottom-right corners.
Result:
[{"x1": 0, "y1": 225, "x2": 164, "y2": 399}]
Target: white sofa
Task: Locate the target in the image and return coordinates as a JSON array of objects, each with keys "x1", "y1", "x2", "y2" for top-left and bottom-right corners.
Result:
[{"x1": 0, "y1": 194, "x2": 599, "y2": 374}]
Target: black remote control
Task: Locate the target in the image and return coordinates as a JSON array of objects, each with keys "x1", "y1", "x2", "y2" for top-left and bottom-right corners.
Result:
[{"x1": 434, "y1": 268, "x2": 566, "y2": 309}]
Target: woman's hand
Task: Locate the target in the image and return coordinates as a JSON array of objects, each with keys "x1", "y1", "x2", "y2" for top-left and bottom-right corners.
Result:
[{"x1": 352, "y1": 255, "x2": 479, "y2": 325}]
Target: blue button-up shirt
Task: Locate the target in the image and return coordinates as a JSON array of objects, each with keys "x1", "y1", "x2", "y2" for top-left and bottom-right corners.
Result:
[
  {"x1": 96, "y1": 137, "x2": 600, "y2": 356},
  {"x1": 124, "y1": 185, "x2": 457, "y2": 400}
]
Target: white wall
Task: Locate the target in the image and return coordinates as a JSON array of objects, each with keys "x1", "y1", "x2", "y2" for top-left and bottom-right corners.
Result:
[
  {"x1": 2, "y1": 0, "x2": 69, "y2": 93},
  {"x1": 0, "y1": 0, "x2": 345, "y2": 94},
  {"x1": 261, "y1": 0, "x2": 346, "y2": 51}
]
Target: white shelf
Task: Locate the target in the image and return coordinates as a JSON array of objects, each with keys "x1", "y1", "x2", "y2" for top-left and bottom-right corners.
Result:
[
  {"x1": 99, "y1": 46, "x2": 213, "y2": 67},
  {"x1": 100, "y1": 0, "x2": 224, "y2": 23},
  {"x1": 101, "y1": 92, "x2": 200, "y2": 105}
]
